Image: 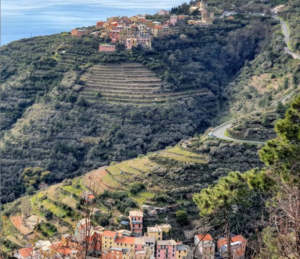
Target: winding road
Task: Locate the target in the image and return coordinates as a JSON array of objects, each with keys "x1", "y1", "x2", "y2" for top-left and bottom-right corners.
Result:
[
  {"x1": 278, "y1": 18, "x2": 300, "y2": 60},
  {"x1": 211, "y1": 15, "x2": 299, "y2": 145}
]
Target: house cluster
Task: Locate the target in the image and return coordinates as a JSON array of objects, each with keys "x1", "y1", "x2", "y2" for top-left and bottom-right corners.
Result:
[
  {"x1": 194, "y1": 233, "x2": 247, "y2": 259},
  {"x1": 188, "y1": 1, "x2": 215, "y2": 25},
  {"x1": 70, "y1": 1, "x2": 215, "y2": 53},
  {"x1": 95, "y1": 13, "x2": 185, "y2": 52},
  {"x1": 14, "y1": 211, "x2": 189, "y2": 259}
]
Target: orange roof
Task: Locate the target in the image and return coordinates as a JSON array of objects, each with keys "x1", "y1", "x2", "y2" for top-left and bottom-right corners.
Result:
[
  {"x1": 19, "y1": 248, "x2": 33, "y2": 258},
  {"x1": 88, "y1": 194, "x2": 95, "y2": 199},
  {"x1": 231, "y1": 235, "x2": 247, "y2": 243},
  {"x1": 97, "y1": 21, "x2": 105, "y2": 25},
  {"x1": 218, "y1": 235, "x2": 247, "y2": 247},
  {"x1": 103, "y1": 230, "x2": 116, "y2": 238},
  {"x1": 154, "y1": 26, "x2": 163, "y2": 29},
  {"x1": 115, "y1": 237, "x2": 135, "y2": 245},
  {"x1": 197, "y1": 234, "x2": 213, "y2": 241}
]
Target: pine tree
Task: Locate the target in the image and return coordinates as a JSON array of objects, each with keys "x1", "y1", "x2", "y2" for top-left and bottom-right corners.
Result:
[{"x1": 193, "y1": 172, "x2": 252, "y2": 259}]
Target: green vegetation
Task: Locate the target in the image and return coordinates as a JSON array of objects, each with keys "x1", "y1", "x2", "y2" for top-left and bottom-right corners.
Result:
[
  {"x1": 0, "y1": 10, "x2": 275, "y2": 203},
  {"x1": 194, "y1": 96, "x2": 300, "y2": 258},
  {"x1": 175, "y1": 210, "x2": 188, "y2": 225},
  {"x1": 21, "y1": 167, "x2": 51, "y2": 190},
  {"x1": 129, "y1": 182, "x2": 145, "y2": 195}
]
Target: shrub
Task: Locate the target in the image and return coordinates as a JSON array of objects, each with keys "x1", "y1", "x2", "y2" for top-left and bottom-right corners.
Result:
[
  {"x1": 176, "y1": 210, "x2": 188, "y2": 225},
  {"x1": 129, "y1": 182, "x2": 145, "y2": 195}
]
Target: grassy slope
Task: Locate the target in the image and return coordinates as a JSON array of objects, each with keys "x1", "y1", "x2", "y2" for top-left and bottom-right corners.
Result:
[{"x1": 2, "y1": 137, "x2": 263, "y2": 248}]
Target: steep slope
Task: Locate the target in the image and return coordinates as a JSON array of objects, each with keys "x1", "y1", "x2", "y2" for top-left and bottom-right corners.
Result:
[
  {"x1": 0, "y1": 14, "x2": 273, "y2": 203},
  {"x1": 2, "y1": 137, "x2": 262, "y2": 253}
]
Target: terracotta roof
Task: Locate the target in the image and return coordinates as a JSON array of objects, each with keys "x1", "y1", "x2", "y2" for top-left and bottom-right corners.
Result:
[
  {"x1": 154, "y1": 26, "x2": 163, "y2": 29},
  {"x1": 231, "y1": 235, "x2": 247, "y2": 243},
  {"x1": 88, "y1": 194, "x2": 95, "y2": 199},
  {"x1": 103, "y1": 230, "x2": 117, "y2": 238},
  {"x1": 217, "y1": 235, "x2": 246, "y2": 247},
  {"x1": 115, "y1": 237, "x2": 136, "y2": 245},
  {"x1": 197, "y1": 234, "x2": 213, "y2": 241},
  {"x1": 19, "y1": 248, "x2": 33, "y2": 258}
]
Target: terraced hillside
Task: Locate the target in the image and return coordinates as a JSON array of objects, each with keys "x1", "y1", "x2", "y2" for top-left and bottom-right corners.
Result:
[
  {"x1": 80, "y1": 63, "x2": 211, "y2": 104},
  {"x1": 1, "y1": 137, "x2": 263, "y2": 255}
]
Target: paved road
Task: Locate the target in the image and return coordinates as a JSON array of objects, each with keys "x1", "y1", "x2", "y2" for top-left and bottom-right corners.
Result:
[
  {"x1": 210, "y1": 15, "x2": 299, "y2": 145},
  {"x1": 279, "y1": 18, "x2": 300, "y2": 60},
  {"x1": 211, "y1": 121, "x2": 265, "y2": 145}
]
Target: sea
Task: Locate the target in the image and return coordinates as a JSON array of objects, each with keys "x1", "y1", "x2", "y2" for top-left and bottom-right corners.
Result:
[{"x1": 1, "y1": 0, "x2": 184, "y2": 46}]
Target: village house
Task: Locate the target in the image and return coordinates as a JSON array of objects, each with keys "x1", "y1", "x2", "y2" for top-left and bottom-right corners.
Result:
[
  {"x1": 99, "y1": 44, "x2": 116, "y2": 52},
  {"x1": 15, "y1": 248, "x2": 33, "y2": 259},
  {"x1": 156, "y1": 240, "x2": 177, "y2": 259},
  {"x1": 153, "y1": 21, "x2": 162, "y2": 26},
  {"x1": 75, "y1": 218, "x2": 91, "y2": 235},
  {"x1": 170, "y1": 15, "x2": 178, "y2": 26},
  {"x1": 217, "y1": 235, "x2": 247, "y2": 259},
  {"x1": 152, "y1": 26, "x2": 163, "y2": 38},
  {"x1": 194, "y1": 234, "x2": 215, "y2": 259},
  {"x1": 128, "y1": 211, "x2": 143, "y2": 236},
  {"x1": 271, "y1": 5, "x2": 285, "y2": 14},
  {"x1": 157, "y1": 9, "x2": 170, "y2": 15},
  {"x1": 144, "y1": 236, "x2": 156, "y2": 259},
  {"x1": 71, "y1": 29, "x2": 88, "y2": 37},
  {"x1": 156, "y1": 224, "x2": 172, "y2": 233},
  {"x1": 81, "y1": 190, "x2": 95, "y2": 204},
  {"x1": 188, "y1": 20, "x2": 197, "y2": 25},
  {"x1": 147, "y1": 226, "x2": 163, "y2": 241},
  {"x1": 96, "y1": 21, "x2": 105, "y2": 28},
  {"x1": 176, "y1": 241, "x2": 188, "y2": 259}
]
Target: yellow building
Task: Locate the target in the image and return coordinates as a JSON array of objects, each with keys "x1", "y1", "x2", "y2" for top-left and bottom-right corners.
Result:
[
  {"x1": 147, "y1": 226, "x2": 162, "y2": 241},
  {"x1": 176, "y1": 242, "x2": 188, "y2": 259},
  {"x1": 102, "y1": 230, "x2": 117, "y2": 250},
  {"x1": 188, "y1": 20, "x2": 197, "y2": 25},
  {"x1": 156, "y1": 224, "x2": 172, "y2": 233}
]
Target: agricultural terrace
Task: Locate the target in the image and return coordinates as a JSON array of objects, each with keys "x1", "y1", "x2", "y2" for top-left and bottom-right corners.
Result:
[
  {"x1": 82, "y1": 145, "x2": 208, "y2": 205},
  {"x1": 79, "y1": 63, "x2": 211, "y2": 104}
]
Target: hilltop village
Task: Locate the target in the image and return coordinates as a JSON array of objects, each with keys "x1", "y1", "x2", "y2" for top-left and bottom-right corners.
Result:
[
  {"x1": 14, "y1": 208, "x2": 246, "y2": 259},
  {"x1": 71, "y1": 1, "x2": 215, "y2": 52}
]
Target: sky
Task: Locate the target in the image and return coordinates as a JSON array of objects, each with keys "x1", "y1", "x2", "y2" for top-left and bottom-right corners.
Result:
[{"x1": 1, "y1": 0, "x2": 185, "y2": 45}]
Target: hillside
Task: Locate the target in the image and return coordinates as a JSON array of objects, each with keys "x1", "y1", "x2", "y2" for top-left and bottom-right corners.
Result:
[
  {"x1": 1, "y1": 137, "x2": 263, "y2": 254},
  {"x1": 0, "y1": 12, "x2": 274, "y2": 203}
]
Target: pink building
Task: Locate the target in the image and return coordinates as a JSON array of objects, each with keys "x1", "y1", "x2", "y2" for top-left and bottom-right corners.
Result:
[
  {"x1": 170, "y1": 15, "x2": 178, "y2": 26},
  {"x1": 135, "y1": 237, "x2": 146, "y2": 252},
  {"x1": 128, "y1": 211, "x2": 143, "y2": 236},
  {"x1": 157, "y1": 240, "x2": 177, "y2": 259},
  {"x1": 126, "y1": 38, "x2": 137, "y2": 50},
  {"x1": 110, "y1": 30, "x2": 120, "y2": 43},
  {"x1": 137, "y1": 35, "x2": 152, "y2": 45},
  {"x1": 99, "y1": 44, "x2": 116, "y2": 52},
  {"x1": 157, "y1": 10, "x2": 170, "y2": 15}
]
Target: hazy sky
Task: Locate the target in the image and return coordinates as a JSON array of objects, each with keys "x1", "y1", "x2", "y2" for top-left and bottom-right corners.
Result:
[{"x1": 1, "y1": 0, "x2": 185, "y2": 45}]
